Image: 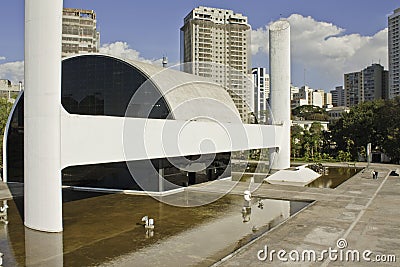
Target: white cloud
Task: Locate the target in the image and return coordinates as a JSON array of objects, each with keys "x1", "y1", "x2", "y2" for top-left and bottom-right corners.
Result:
[
  {"x1": 100, "y1": 41, "x2": 163, "y2": 65},
  {"x1": 251, "y1": 14, "x2": 388, "y2": 90},
  {"x1": 251, "y1": 26, "x2": 269, "y2": 55},
  {"x1": 0, "y1": 61, "x2": 24, "y2": 84},
  {"x1": 0, "y1": 42, "x2": 168, "y2": 84}
]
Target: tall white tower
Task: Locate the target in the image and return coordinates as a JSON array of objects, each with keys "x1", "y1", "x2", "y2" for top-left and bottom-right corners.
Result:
[
  {"x1": 24, "y1": 0, "x2": 63, "y2": 232},
  {"x1": 269, "y1": 20, "x2": 291, "y2": 170}
]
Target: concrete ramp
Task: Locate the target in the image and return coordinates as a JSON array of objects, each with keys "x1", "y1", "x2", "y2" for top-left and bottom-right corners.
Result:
[{"x1": 265, "y1": 165, "x2": 321, "y2": 186}]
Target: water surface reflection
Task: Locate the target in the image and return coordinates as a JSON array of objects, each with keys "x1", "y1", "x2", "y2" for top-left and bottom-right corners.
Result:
[
  {"x1": 307, "y1": 167, "x2": 361, "y2": 188},
  {"x1": 0, "y1": 190, "x2": 309, "y2": 266}
]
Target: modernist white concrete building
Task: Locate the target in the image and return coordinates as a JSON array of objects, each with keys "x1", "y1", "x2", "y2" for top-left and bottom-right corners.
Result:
[
  {"x1": 5, "y1": 51, "x2": 289, "y2": 233},
  {"x1": 12, "y1": 0, "x2": 291, "y2": 233}
]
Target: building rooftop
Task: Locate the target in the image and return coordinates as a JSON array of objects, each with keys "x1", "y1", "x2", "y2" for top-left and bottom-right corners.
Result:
[
  {"x1": 184, "y1": 6, "x2": 248, "y2": 25},
  {"x1": 63, "y1": 8, "x2": 96, "y2": 19}
]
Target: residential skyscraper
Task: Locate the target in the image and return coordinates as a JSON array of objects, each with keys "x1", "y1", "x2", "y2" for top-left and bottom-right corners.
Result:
[
  {"x1": 344, "y1": 63, "x2": 388, "y2": 107},
  {"x1": 344, "y1": 71, "x2": 363, "y2": 107},
  {"x1": 330, "y1": 86, "x2": 345, "y2": 107},
  {"x1": 389, "y1": 8, "x2": 400, "y2": 99},
  {"x1": 363, "y1": 64, "x2": 387, "y2": 101},
  {"x1": 62, "y1": 8, "x2": 100, "y2": 57},
  {"x1": 180, "y1": 6, "x2": 251, "y2": 122},
  {"x1": 251, "y1": 68, "x2": 270, "y2": 123}
]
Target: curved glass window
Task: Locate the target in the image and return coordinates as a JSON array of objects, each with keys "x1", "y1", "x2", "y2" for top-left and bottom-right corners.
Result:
[
  {"x1": 5, "y1": 96, "x2": 24, "y2": 183},
  {"x1": 62, "y1": 55, "x2": 172, "y2": 118}
]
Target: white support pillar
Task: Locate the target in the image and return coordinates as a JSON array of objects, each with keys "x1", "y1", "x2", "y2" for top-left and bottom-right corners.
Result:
[
  {"x1": 24, "y1": 0, "x2": 63, "y2": 232},
  {"x1": 269, "y1": 20, "x2": 291, "y2": 170}
]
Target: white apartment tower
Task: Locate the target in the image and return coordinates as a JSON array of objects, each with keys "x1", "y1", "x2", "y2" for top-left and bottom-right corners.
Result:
[
  {"x1": 251, "y1": 68, "x2": 270, "y2": 123},
  {"x1": 181, "y1": 6, "x2": 252, "y2": 122},
  {"x1": 389, "y1": 8, "x2": 400, "y2": 99},
  {"x1": 62, "y1": 8, "x2": 100, "y2": 57}
]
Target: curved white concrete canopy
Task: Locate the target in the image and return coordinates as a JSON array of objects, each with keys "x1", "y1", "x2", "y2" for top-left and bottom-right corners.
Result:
[{"x1": 63, "y1": 54, "x2": 242, "y2": 123}]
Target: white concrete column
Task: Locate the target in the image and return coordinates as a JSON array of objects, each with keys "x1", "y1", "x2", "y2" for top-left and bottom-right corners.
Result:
[
  {"x1": 269, "y1": 20, "x2": 291, "y2": 170},
  {"x1": 24, "y1": 0, "x2": 63, "y2": 232}
]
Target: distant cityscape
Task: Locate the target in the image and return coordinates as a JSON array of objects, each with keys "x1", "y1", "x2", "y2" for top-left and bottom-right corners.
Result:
[{"x1": 0, "y1": 6, "x2": 399, "y2": 124}]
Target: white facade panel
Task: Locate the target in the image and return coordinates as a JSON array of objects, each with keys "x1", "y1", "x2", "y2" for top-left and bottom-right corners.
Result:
[{"x1": 60, "y1": 111, "x2": 281, "y2": 169}]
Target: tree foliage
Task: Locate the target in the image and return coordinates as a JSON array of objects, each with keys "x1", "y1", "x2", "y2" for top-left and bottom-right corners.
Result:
[
  {"x1": 291, "y1": 122, "x2": 325, "y2": 161},
  {"x1": 292, "y1": 105, "x2": 329, "y2": 121},
  {"x1": 331, "y1": 97, "x2": 400, "y2": 163}
]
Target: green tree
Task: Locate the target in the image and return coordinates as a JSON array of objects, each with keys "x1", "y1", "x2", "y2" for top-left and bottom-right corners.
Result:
[
  {"x1": 291, "y1": 125, "x2": 303, "y2": 159},
  {"x1": 331, "y1": 98, "x2": 400, "y2": 163},
  {"x1": 309, "y1": 122, "x2": 323, "y2": 159},
  {"x1": 375, "y1": 97, "x2": 400, "y2": 163},
  {"x1": 292, "y1": 105, "x2": 329, "y2": 121},
  {"x1": 331, "y1": 100, "x2": 385, "y2": 160}
]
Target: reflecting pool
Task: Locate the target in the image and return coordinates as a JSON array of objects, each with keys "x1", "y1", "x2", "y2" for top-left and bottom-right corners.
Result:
[
  {"x1": 0, "y1": 190, "x2": 309, "y2": 266},
  {"x1": 307, "y1": 167, "x2": 361, "y2": 188}
]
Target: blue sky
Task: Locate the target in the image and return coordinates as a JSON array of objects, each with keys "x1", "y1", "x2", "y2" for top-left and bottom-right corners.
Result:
[{"x1": 0, "y1": 0, "x2": 399, "y2": 90}]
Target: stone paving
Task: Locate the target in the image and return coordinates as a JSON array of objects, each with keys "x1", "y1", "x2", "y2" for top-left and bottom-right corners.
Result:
[{"x1": 202, "y1": 163, "x2": 400, "y2": 267}]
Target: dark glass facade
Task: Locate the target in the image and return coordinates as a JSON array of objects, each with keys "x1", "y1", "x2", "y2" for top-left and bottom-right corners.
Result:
[
  {"x1": 5, "y1": 55, "x2": 231, "y2": 191},
  {"x1": 62, "y1": 153, "x2": 231, "y2": 191},
  {"x1": 5, "y1": 95, "x2": 24, "y2": 183},
  {"x1": 62, "y1": 55, "x2": 172, "y2": 119}
]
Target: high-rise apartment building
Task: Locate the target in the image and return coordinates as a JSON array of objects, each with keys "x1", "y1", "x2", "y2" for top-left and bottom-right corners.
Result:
[
  {"x1": 344, "y1": 63, "x2": 388, "y2": 107},
  {"x1": 62, "y1": 8, "x2": 100, "y2": 57},
  {"x1": 344, "y1": 71, "x2": 363, "y2": 107},
  {"x1": 363, "y1": 64, "x2": 386, "y2": 101},
  {"x1": 180, "y1": 6, "x2": 251, "y2": 122},
  {"x1": 330, "y1": 86, "x2": 345, "y2": 107},
  {"x1": 389, "y1": 8, "x2": 400, "y2": 99},
  {"x1": 251, "y1": 68, "x2": 270, "y2": 123}
]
